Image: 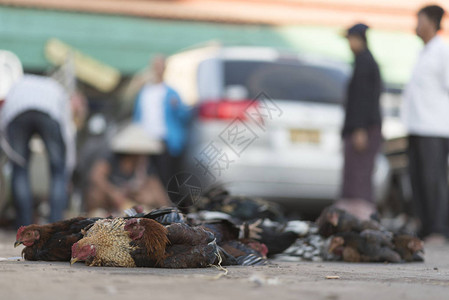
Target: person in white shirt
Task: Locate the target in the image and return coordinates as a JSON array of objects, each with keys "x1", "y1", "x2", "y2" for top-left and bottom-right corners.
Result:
[
  {"x1": 402, "y1": 5, "x2": 449, "y2": 244},
  {"x1": 1, "y1": 74, "x2": 76, "y2": 227}
]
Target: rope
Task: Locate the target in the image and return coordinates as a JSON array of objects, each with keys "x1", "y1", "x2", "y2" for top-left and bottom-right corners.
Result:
[{"x1": 204, "y1": 250, "x2": 228, "y2": 280}]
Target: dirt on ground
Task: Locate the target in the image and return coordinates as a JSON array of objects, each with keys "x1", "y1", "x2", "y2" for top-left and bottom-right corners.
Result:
[{"x1": 1, "y1": 230, "x2": 448, "y2": 300}]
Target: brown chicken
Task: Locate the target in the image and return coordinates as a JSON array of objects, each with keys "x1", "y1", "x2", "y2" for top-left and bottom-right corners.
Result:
[
  {"x1": 124, "y1": 218, "x2": 169, "y2": 266},
  {"x1": 14, "y1": 217, "x2": 100, "y2": 261},
  {"x1": 393, "y1": 234, "x2": 424, "y2": 262},
  {"x1": 71, "y1": 218, "x2": 137, "y2": 267},
  {"x1": 328, "y1": 235, "x2": 362, "y2": 262}
]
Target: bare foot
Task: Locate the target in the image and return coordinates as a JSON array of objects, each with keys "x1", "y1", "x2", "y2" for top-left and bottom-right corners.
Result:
[
  {"x1": 335, "y1": 199, "x2": 376, "y2": 221},
  {"x1": 424, "y1": 234, "x2": 447, "y2": 246}
]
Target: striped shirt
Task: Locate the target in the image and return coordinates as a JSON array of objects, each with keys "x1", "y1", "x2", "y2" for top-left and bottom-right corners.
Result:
[{"x1": 0, "y1": 74, "x2": 76, "y2": 172}]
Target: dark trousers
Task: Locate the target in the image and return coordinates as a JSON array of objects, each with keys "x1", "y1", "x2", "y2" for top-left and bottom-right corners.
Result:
[
  {"x1": 341, "y1": 125, "x2": 382, "y2": 203},
  {"x1": 408, "y1": 135, "x2": 449, "y2": 237},
  {"x1": 7, "y1": 110, "x2": 67, "y2": 227}
]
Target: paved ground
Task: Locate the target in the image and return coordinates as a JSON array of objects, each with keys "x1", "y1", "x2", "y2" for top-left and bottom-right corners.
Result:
[{"x1": 1, "y1": 230, "x2": 448, "y2": 300}]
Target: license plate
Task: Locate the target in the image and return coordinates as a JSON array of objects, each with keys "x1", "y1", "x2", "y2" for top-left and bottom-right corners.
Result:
[{"x1": 290, "y1": 128, "x2": 321, "y2": 144}]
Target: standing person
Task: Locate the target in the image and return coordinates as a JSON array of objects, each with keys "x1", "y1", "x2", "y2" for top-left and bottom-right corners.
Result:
[
  {"x1": 0, "y1": 74, "x2": 75, "y2": 227},
  {"x1": 133, "y1": 55, "x2": 191, "y2": 186},
  {"x1": 338, "y1": 23, "x2": 383, "y2": 220},
  {"x1": 402, "y1": 5, "x2": 449, "y2": 243}
]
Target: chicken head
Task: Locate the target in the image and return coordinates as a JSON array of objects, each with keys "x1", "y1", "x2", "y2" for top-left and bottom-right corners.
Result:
[
  {"x1": 15, "y1": 226, "x2": 40, "y2": 247},
  {"x1": 71, "y1": 241, "x2": 96, "y2": 265}
]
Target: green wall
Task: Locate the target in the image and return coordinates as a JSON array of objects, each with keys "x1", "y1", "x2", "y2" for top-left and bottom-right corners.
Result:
[{"x1": 0, "y1": 6, "x2": 426, "y2": 86}]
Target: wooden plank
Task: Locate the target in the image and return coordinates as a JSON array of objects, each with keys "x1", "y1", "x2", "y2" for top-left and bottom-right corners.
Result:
[{"x1": 45, "y1": 38, "x2": 120, "y2": 92}]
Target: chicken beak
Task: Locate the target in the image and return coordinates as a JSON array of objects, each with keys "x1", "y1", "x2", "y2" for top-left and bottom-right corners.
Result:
[
  {"x1": 14, "y1": 241, "x2": 22, "y2": 248},
  {"x1": 330, "y1": 213, "x2": 339, "y2": 227},
  {"x1": 328, "y1": 240, "x2": 341, "y2": 254},
  {"x1": 70, "y1": 257, "x2": 79, "y2": 265}
]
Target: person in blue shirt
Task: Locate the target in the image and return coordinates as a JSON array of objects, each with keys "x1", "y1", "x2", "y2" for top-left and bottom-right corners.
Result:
[{"x1": 133, "y1": 55, "x2": 191, "y2": 186}]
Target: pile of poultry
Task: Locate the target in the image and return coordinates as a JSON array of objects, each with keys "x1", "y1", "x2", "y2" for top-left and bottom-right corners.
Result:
[
  {"x1": 14, "y1": 207, "x2": 269, "y2": 268},
  {"x1": 316, "y1": 207, "x2": 424, "y2": 263},
  {"x1": 13, "y1": 187, "x2": 424, "y2": 268}
]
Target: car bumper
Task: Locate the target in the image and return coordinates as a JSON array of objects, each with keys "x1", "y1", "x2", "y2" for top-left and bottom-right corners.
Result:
[{"x1": 193, "y1": 155, "x2": 391, "y2": 204}]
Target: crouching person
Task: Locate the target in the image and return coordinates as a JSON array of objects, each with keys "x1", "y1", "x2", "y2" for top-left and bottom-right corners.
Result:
[{"x1": 85, "y1": 124, "x2": 172, "y2": 217}]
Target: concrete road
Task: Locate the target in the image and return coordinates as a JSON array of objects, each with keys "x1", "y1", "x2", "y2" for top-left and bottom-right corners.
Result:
[{"x1": 1, "y1": 230, "x2": 448, "y2": 300}]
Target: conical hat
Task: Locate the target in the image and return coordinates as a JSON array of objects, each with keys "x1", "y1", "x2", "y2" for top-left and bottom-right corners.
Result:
[{"x1": 111, "y1": 123, "x2": 164, "y2": 154}]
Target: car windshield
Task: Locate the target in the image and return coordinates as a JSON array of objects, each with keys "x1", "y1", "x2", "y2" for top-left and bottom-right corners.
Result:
[{"x1": 224, "y1": 60, "x2": 349, "y2": 104}]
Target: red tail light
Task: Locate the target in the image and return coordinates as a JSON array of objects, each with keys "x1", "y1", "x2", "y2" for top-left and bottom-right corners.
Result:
[{"x1": 199, "y1": 99, "x2": 258, "y2": 121}]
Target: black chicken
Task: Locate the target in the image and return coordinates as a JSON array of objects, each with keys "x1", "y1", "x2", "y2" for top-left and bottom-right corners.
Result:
[
  {"x1": 196, "y1": 185, "x2": 284, "y2": 222},
  {"x1": 198, "y1": 218, "x2": 267, "y2": 265}
]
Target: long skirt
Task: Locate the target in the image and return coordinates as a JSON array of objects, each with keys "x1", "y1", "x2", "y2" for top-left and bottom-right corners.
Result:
[{"x1": 341, "y1": 125, "x2": 382, "y2": 203}]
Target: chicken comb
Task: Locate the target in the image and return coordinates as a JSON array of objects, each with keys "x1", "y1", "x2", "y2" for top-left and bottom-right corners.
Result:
[
  {"x1": 16, "y1": 226, "x2": 27, "y2": 239},
  {"x1": 124, "y1": 218, "x2": 138, "y2": 228}
]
